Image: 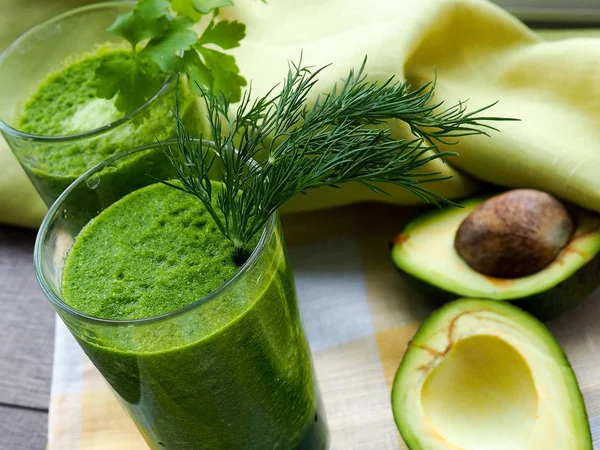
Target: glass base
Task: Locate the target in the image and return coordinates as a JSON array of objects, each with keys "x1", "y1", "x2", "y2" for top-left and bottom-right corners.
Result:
[{"x1": 296, "y1": 410, "x2": 329, "y2": 450}]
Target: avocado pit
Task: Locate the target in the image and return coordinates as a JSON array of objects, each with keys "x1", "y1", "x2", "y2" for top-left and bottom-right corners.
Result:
[{"x1": 454, "y1": 189, "x2": 574, "y2": 279}]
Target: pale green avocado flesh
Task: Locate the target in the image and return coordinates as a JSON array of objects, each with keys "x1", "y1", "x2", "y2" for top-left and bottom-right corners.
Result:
[
  {"x1": 391, "y1": 195, "x2": 600, "y2": 320},
  {"x1": 392, "y1": 299, "x2": 592, "y2": 450}
]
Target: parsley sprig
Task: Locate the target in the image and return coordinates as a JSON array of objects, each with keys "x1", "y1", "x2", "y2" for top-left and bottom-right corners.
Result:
[
  {"x1": 95, "y1": 0, "x2": 246, "y2": 113},
  {"x1": 162, "y1": 59, "x2": 516, "y2": 263}
]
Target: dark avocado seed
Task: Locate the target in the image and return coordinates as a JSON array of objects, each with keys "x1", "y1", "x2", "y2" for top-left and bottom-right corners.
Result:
[{"x1": 454, "y1": 189, "x2": 574, "y2": 279}]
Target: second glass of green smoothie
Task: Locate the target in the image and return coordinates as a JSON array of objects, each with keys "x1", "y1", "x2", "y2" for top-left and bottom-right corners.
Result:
[
  {"x1": 34, "y1": 141, "x2": 329, "y2": 449},
  {"x1": 0, "y1": 2, "x2": 200, "y2": 206}
]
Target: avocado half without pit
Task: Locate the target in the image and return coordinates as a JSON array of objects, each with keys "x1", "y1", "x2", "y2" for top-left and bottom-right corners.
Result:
[
  {"x1": 392, "y1": 299, "x2": 592, "y2": 450},
  {"x1": 391, "y1": 189, "x2": 600, "y2": 320}
]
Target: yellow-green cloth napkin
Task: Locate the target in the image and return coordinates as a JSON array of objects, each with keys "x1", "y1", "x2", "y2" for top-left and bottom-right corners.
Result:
[
  {"x1": 1, "y1": 0, "x2": 600, "y2": 228},
  {"x1": 222, "y1": 0, "x2": 600, "y2": 214}
]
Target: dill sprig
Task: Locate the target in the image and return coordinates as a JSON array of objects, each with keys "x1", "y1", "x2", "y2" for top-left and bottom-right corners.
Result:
[{"x1": 161, "y1": 58, "x2": 515, "y2": 263}]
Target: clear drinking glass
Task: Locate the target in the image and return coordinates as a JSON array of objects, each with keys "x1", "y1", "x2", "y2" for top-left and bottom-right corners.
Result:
[
  {"x1": 0, "y1": 2, "x2": 200, "y2": 207},
  {"x1": 34, "y1": 141, "x2": 329, "y2": 449}
]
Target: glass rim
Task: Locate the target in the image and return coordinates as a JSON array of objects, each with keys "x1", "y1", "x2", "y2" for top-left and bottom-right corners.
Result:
[
  {"x1": 34, "y1": 139, "x2": 277, "y2": 327},
  {"x1": 0, "y1": 1, "x2": 174, "y2": 143}
]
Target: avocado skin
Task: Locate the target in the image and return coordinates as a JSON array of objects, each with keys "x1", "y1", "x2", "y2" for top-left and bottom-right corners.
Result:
[{"x1": 395, "y1": 252, "x2": 600, "y2": 322}]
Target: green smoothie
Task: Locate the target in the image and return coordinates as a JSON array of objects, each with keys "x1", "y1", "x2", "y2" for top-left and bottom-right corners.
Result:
[
  {"x1": 15, "y1": 49, "x2": 200, "y2": 206},
  {"x1": 61, "y1": 182, "x2": 327, "y2": 449}
]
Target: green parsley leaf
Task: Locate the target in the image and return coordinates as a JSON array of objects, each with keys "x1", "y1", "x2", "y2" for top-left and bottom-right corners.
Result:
[
  {"x1": 180, "y1": 50, "x2": 212, "y2": 95},
  {"x1": 187, "y1": 18, "x2": 246, "y2": 101},
  {"x1": 142, "y1": 17, "x2": 198, "y2": 72},
  {"x1": 99, "y1": 0, "x2": 247, "y2": 112},
  {"x1": 195, "y1": 46, "x2": 246, "y2": 102},
  {"x1": 171, "y1": 0, "x2": 203, "y2": 21},
  {"x1": 94, "y1": 56, "x2": 165, "y2": 114},
  {"x1": 192, "y1": 0, "x2": 233, "y2": 14},
  {"x1": 198, "y1": 19, "x2": 245, "y2": 49},
  {"x1": 107, "y1": 0, "x2": 171, "y2": 50}
]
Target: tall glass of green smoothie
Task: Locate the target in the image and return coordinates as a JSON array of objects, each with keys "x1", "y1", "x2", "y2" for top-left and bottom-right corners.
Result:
[
  {"x1": 34, "y1": 141, "x2": 329, "y2": 449},
  {"x1": 0, "y1": 2, "x2": 200, "y2": 207}
]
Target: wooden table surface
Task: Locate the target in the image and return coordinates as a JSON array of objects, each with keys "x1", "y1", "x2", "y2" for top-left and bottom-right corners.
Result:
[{"x1": 0, "y1": 225, "x2": 55, "y2": 449}]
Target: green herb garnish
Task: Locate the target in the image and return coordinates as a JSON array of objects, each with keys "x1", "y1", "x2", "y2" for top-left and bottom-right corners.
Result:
[
  {"x1": 162, "y1": 58, "x2": 516, "y2": 264},
  {"x1": 95, "y1": 0, "x2": 247, "y2": 113}
]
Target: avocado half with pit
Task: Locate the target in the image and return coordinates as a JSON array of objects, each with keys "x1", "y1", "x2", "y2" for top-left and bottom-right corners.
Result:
[
  {"x1": 391, "y1": 195, "x2": 600, "y2": 321},
  {"x1": 392, "y1": 298, "x2": 592, "y2": 449}
]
